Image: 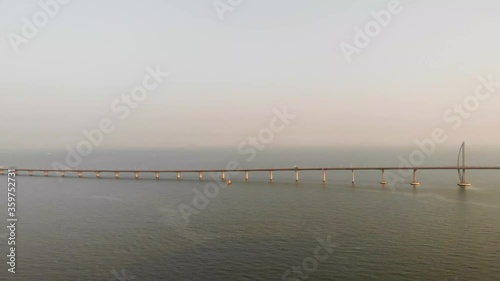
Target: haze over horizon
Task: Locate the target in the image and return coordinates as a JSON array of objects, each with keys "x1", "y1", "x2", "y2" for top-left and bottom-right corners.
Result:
[{"x1": 2, "y1": 0, "x2": 500, "y2": 150}]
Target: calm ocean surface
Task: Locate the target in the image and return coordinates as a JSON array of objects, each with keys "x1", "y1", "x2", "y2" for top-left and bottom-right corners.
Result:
[{"x1": 0, "y1": 146, "x2": 499, "y2": 281}]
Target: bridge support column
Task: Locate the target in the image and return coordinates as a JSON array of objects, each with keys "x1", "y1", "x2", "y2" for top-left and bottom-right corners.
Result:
[
  {"x1": 29, "y1": 171, "x2": 33, "y2": 176},
  {"x1": 199, "y1": 172, "x2": 203, "y2": 181},
  {"x1": 44, "y1": 171, "x2": 49, "y2": 177},
  {"x1": 96, "y1": 171, "x2": 101, "y2": 178},
  {"x1": 295, "y1": 170, "x2": 299, "y2": 183},
  {"x1": 115, "y1": 172, "x2": 119, "y2": 179},
  {"x1": 221, "y1": 171, "x2": 225, "y2": 181},
  {"x1": 269, "y1": 171, "x2": 273, "y2": 182},
  {"x1": 78, "y1": 171, "x2": 83, "y2": 178},
  {"x1": 245, "y1": 171, "x2": 249, "y2": 181},
  {"x1": 135, "y1": 171, "x2": 139, "y2": 179},
  {"x1": 177, "y1": 172, "x2": 181, "y2": 180},
  {"x1": 411, "y1": 169, "x2": 420, "y2": 186},
  {"x1": 60, "y1": 171, "x2": 65, "y2": 177},
  {"x1": 380, "y1": 169, "x2": 387, "y2": 185},
  {"x1": 322, "y1": 170, "x2": 326, "y2": 183},
  {"x1": 352, "y1": 170, "x2": 355, "y2": 183},
  {"x1": 155, "y1": 172, "x2": 160, "y2": 180}
]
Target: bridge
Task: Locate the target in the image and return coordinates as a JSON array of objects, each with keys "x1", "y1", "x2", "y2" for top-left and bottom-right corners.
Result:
[
  {"x1": 2, "y1": 166, "x2": 500, "y2": 187},
  {"x1": 2, "y1": 143, "x2": 496, "y2": 187}
]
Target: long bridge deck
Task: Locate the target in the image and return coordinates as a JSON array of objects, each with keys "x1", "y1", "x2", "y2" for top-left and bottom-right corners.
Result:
[
  {"x1": 4, "y1": 166, "x2": 500, "y2": 173},
  {"x1": 2, "y1": 166, "x2": 500, "y2": 186}
]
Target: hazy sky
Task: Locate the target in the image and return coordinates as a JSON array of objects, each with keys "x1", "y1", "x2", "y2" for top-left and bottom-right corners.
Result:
[{"x1": 1, "y1": 0, "x2": 500, "y2": 150}]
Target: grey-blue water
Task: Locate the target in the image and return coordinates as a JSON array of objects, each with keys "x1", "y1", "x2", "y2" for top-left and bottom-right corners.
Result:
[{"x1": 0, "y1": 146, "x2": 499, "y2": 281}]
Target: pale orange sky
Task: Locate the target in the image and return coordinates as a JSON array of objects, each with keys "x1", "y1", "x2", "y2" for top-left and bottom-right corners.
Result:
[{"x1": 1, "y1": 0, "x2": 500, "y2": 149}]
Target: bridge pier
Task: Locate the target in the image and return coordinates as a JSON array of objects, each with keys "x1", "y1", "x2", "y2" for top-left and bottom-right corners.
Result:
[
  {"x1": 352, "y1": 170, "x2": 355, "y2": 183},
  {"x1": 96, "y1": 171, "x2": 101, "y2": 178},
  {"x1": 78, "y1": 171, "x2": 83, "y2": 178},
  {"x1": 269, "y1": 171, "x2": 273, "y2": 182},
  {"x1": 155, "y1": 172, "x2": 160, "y2": 180},
  {"x1": 44, "y1": 171, "x2": 49, "y2": 177},
  {"x1": 135, "y1": 171, "x2": 139, "y2": 179},
  {"x1": 411, "y1": 169, "x2": 420, "y2": 186},
  {"x1": 295, "y1": 170, "x2": 299, "y2": 183},
  {"x1": 380, "y1": 169, "x2": 387, "y2": 185},
  {"x1": 60, "y1": 171, "x2": 65, "y2": 177},
  {"x1": 322, "y1": 169, "x2": 326, "y2": 183},
  {"x1": 115, "y1": 172, "x2": 120, "y2": 179},
  {"x1": 245, "y1": 171, "x2": 249, "y2": 181},
  {"x1": 177, "y1": 172, "x2": 181, "y2": 180},
  {"x1": 221, "y1": 171, "x2": 226, "y2": 181},
  {"x1": 29, "y1": 171, "x2": 33, "y2": 176},
  {"x1": 199, "y1": 172, "x2": 203, "y2": 181}
]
